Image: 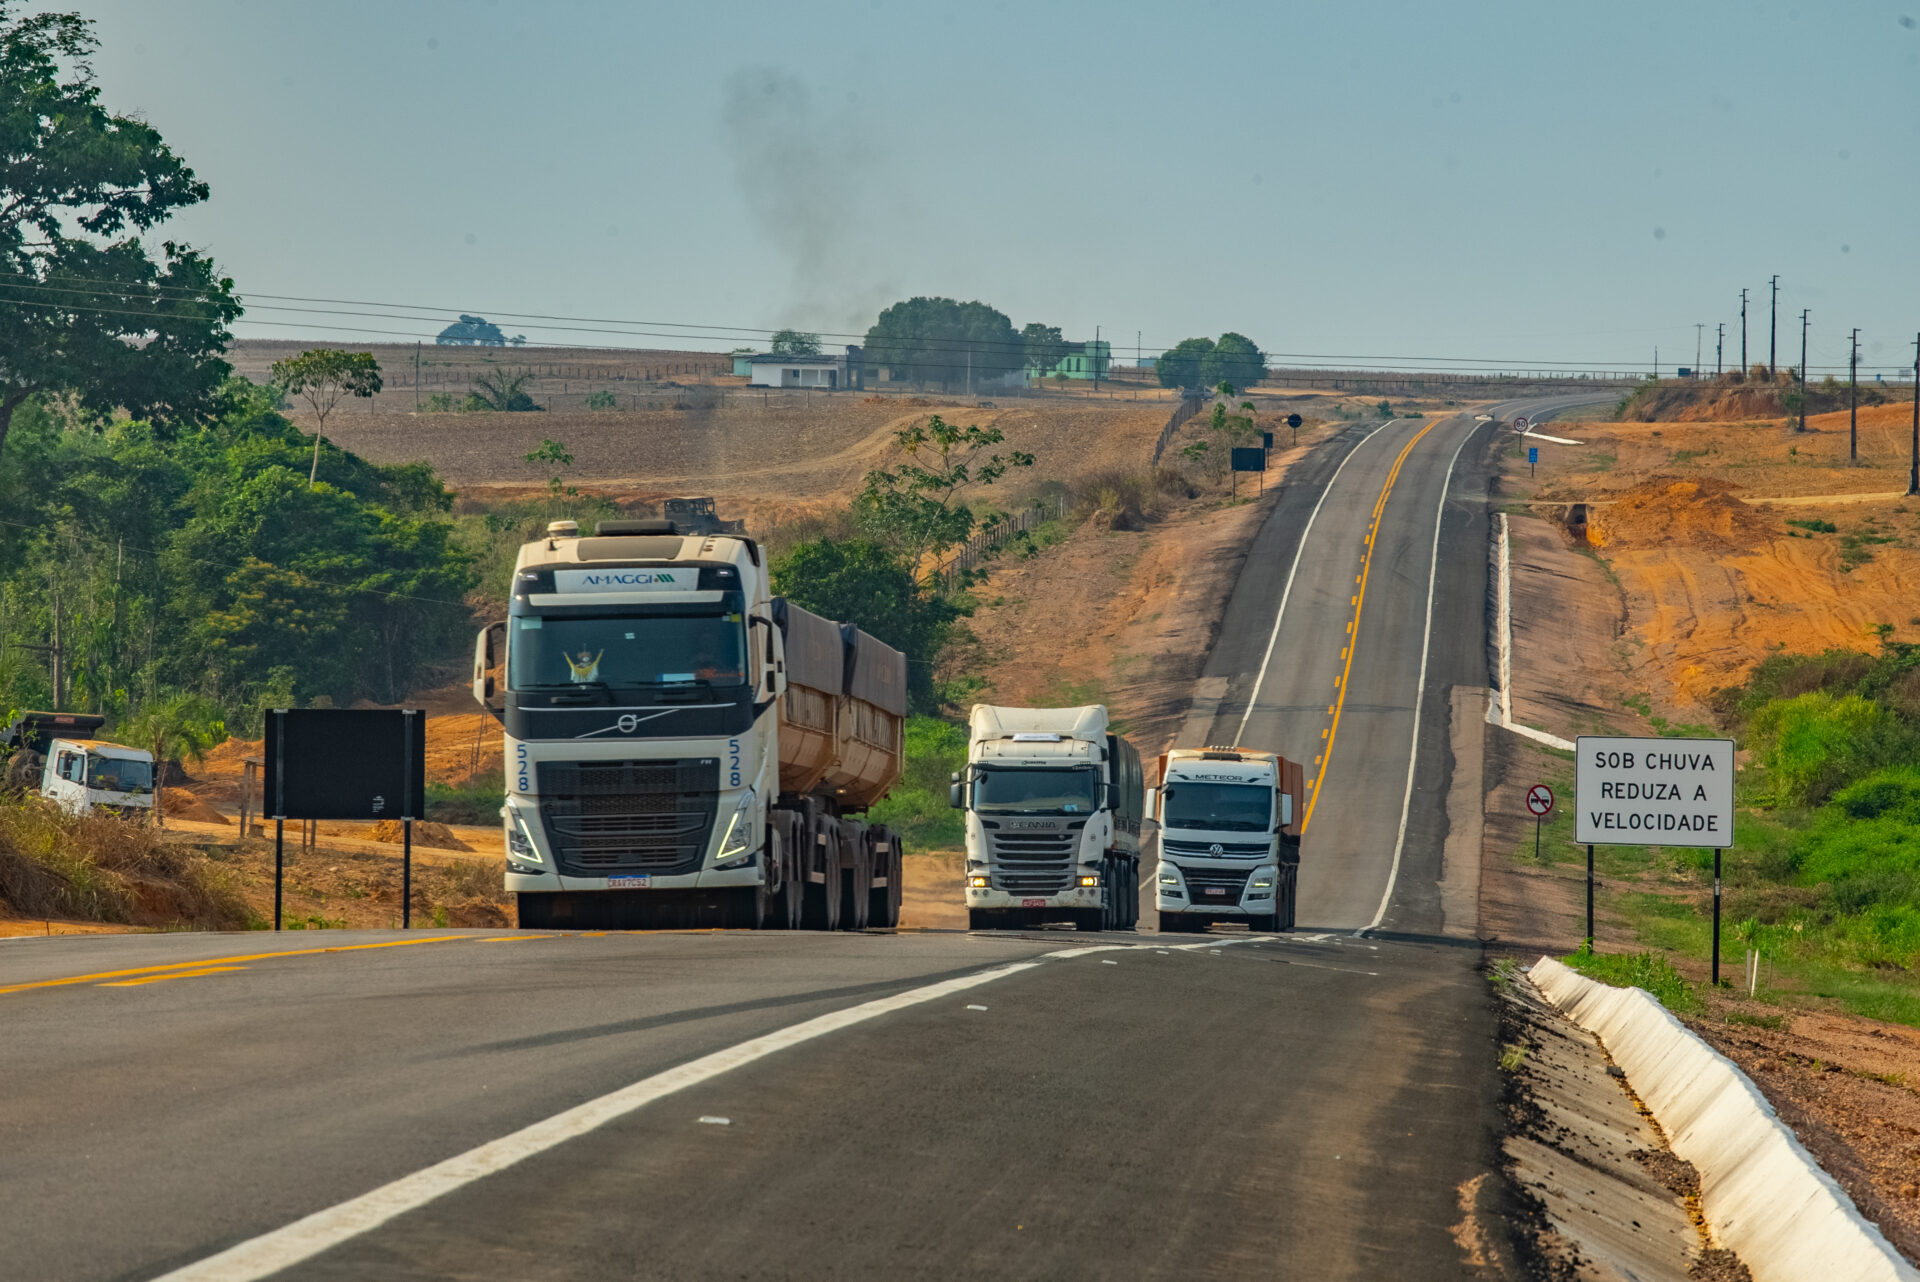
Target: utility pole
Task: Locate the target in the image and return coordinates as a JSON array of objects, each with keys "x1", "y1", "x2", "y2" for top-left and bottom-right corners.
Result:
[
  {"x1": 1769, "y1": 275, "x2": 1779, "y2": 381},
  {"x1": 1849, "y1": 328, "x2": 1860, "y2": 461},
  {"x1": 1717, "y1": 323, "x2": 1725, "y2": 376},
  {"x1": 1740, "y1": 288, "x2": 1749, "y2": 375},
  {"x1": 1654, "y1": 346, "x2": 1659, "y2": 380},
  {"x1": 1093, "y1": 324, "x2": 1100, "y2": 392},
  {"x1": 1909, "y1": 334, "x2": 1919, "y2": 497},
  {"x1": 1796, "y1": 309, "x2": 1810, "y2": 432},
  {"x1": 1695, "y1": 323, "x2": 1703, "y2": 377},
  {"x1": 414, "y1": 342, "x2": 422, "y2": 412}
]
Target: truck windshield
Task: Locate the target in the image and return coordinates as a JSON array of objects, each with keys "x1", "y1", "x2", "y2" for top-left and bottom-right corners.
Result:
[
  {"x1": 87, "y1": 756, "x2": 153, "y2": 794},
  {"x1": 1163, "y1": 781, "x2": 1271, "y2": 832},
  {"x1": 510, "y1": 613, "x2": 747, "y2": 689},
  {"x1": 972, "y1": 767, "x2": 1098, "y2": 815}
]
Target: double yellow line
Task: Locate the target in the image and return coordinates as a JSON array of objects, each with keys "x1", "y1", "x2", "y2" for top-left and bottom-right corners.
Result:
[
  {"x1": 0, "y1": 934, "x2": 472, "y2": 997},
  {"x1": 1302, "y1": 417, "x2": 1442, "y2": 830}
]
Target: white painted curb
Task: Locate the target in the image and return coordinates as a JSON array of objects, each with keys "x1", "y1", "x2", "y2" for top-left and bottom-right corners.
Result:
[{"x1": 1531, "y1": 956, "x2": 1918, "y2": 1282}]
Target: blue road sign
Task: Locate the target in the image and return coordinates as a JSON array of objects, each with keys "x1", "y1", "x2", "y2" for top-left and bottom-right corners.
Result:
[{"x1": 1528, "y1": 446, "x2": 1539, "y2": 465}]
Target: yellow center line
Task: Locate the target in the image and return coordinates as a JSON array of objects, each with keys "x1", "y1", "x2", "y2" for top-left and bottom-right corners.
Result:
[
  {"x1": 1303, "y1": 417, "x2": 1442, "y2": 830},
  {"x1": 99, "y1": 966, "x2": 248, "y2": 988},
  {"x1": 480, "y1": 935, "x2": 549, "y2": 943},
  {"x1": 0, "y1": 934, "x2": 470, "y2": 997}
]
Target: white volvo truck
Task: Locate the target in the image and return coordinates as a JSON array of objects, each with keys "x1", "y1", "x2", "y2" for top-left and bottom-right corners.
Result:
[
  {"x1": 953, "y1": 704, "x2": 1143, "y2": 932},
  {"x1": 472, "y1": 518, "x2": 907, "y2": 930},
  {"x1": 1151, "y1": 746, "x2": 1301, "y2": 932}
]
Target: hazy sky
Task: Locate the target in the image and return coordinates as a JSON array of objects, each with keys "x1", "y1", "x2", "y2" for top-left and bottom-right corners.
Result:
[{"x1": 67, "y1": 0, "x2": 1920, "y2": 374}]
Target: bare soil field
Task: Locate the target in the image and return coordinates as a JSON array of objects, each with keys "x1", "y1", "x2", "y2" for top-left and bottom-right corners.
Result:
[{"x1": 1507, "y1": 407, "x2": 1920, "y2": 711}]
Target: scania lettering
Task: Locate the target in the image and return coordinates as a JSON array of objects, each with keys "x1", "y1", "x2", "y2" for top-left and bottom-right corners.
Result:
[
  {"x1": 953, "y1": 705, "x2": 1143, "y2": 932},
  {"x1": 473, "y1": 517, "x2": 907, "y2": 930},
  {"x1": 1149, "y1": 746, "x2": 1302, "y2": 933}
]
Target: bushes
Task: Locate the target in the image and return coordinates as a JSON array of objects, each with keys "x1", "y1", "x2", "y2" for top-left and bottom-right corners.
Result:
[
  {"x1": 1745, "y1": 692, "x2": 1911, "y2": 807},
  {"x1": 868, "y1": 716, "x2": 967, "y2": 851},
  {"x1": 1559, "y1": 942, "x2": 1699, "y2": 1013},
  {"x1": 0, "y1": 798, "x2": 251, "y2": 927}
]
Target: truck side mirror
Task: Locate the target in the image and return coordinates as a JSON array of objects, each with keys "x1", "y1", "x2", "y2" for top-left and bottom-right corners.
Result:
[
  {"x1": 949, "y1": 772, "x2": 963, "y2": 809},
  {"x1": 472, "y1": 620, "x2": 507, "y2": 717},
  {"x1": 1144, "y1": 787, "x2": 1158, "y2": 822}
]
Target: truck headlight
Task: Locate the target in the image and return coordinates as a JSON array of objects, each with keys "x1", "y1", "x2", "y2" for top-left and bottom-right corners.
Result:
[
  {"x1": 714, "y1": 791, "x2": 757, "y2": 864},
  {"x1": 1159, "y1": 874, "x2": 1181, "y2": 886},
  {"x1": 1252, "y1": 879, "x2": 1272, "y2": 889},
  {"x1": 1078, "y1": 875, "x2": 1100, "y2": 887},
  {"x1": 969, "y1": 876, "x2": 989, "y2": 888},
  {"x1": 506, "y1": 809, "x2": 543, "y2": 866}
]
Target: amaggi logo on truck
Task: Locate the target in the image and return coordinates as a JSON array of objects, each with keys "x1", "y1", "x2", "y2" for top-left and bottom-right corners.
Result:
[{"x1": 552, "y1": 569, "x2": 683, "y2": 592}]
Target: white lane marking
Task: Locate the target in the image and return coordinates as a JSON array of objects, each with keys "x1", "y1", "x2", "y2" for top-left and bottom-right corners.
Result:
[
  {"x1": 1233, "y1": 421, "x2": 1395, "y2": 742},
  {"x1": 157, "y1": 951, "x2": 1114, "y2": 1282},
  {"x1": 1360, "y1": 415, "x2": 1482, "y2": 935},
  {"x1": 695, "y1": 1116, "x2": 730, "y2": 1126},
  {"x1": 1100, "y1": 959, "x2": 1119, "y2": 965},
  {"x1": 965, "y1": 1004, "x2": 988, "y2": 1011}
]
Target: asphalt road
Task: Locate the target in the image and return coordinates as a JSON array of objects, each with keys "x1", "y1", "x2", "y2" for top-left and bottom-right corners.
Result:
[{"x1": 1, "y1": 395, "x2": 1612, "y2": 1282}]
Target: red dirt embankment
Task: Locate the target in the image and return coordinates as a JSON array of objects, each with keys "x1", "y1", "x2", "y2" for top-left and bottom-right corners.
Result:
[{"x1": 1585, "y1": 476, "x2": 1777, "y2": 552}]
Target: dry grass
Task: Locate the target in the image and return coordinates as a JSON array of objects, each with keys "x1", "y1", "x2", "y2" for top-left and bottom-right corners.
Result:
[{"x1": 0, "y1": 799, "x2": 253, "y2": 928}]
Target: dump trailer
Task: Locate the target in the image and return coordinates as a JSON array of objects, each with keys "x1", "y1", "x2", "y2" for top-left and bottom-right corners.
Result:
[
  {"x1": 472, "y1": 517, "x2": 907, "y2": 930},
  {"x1": 1150, "y1": 745, "x2": 1302, "y2": 932},
  {"x1": 954, "y1": 704, "x2": 1143, "y2": 932}
]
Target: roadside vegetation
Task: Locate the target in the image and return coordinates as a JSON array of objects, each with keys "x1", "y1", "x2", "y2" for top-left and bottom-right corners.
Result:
[
  {"x1": 0, "y1": 797, "x2": 254, "y2": 929},
  {"x1": 1537, "y1": 641, "x2": 1920, "y2": 1024}
]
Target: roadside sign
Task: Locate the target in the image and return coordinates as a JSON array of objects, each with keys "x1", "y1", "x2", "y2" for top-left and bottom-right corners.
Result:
[
  {"x1": 1527, "y1": 446, "x2": 1539, "y2": 465},
  {"x1": 1262, "y1": 431, "x2": 1273, "y2": 448},
  {"x1": 1512, "y1": 416, "x2": 1529, "y2": 432},
  {"x1": 1526, "y1": 783, "x2": 1554, "y2": 817},
  {"x1": 1229, "y1": 447, "x2": 1267, "y2": 472},
  {"x1": 1574, "y1": 736, "x2": 1734, "y2": 848},
  {"x1": 1286, "y1": 413, "x2": 1303, "y2": 428}
]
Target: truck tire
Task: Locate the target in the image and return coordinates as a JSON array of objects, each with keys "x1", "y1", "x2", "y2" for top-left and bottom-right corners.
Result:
[
  {"x1": 734, "y1": 884, "x2": 769, "y2": 930},
  {"x1": 867, "y1": 826, "x2": 902, "y2": 928},
  {"x1": 517, "y1": 892, "x2": 556, "y2": 929},
  {"x1": 1121, "y1": 861, "x2": 1139, "y2": 930},
  {"x1": 840, "y1": 834, "x2": 871, "y2": 931},
  {"x1": 1078, "y1": 863, "x2": 1111, "y2": 932},
  {"x1": 800, "y1": 811, "x2": 840, "y2": 931}
]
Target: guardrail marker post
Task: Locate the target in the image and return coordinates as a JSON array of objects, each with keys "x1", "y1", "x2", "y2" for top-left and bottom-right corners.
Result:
[
  {"x1": 403, "y1": 820, "x2": 412, "y2": 930},
  {"x1": 1585, "y1": 844, "x2": 1594, "y2": 945},
  {"x1": 274, "y1": 819, "x2": 284, "y2": 932},
  {"x1": 1712, "y1": 847, "x2": 1722, "y2": 986}
]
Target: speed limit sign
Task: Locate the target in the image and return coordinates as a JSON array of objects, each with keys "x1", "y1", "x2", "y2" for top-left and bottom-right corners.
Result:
[{"x1": 1526, "y1": 783, "x2": 1554, "y2": 817}]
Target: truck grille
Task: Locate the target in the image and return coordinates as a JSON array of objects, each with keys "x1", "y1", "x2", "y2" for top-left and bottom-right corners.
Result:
[
  {"x1": 536, "y1": 759, "x2": 718, "y2": 877},
  {"x1": 1161, "y1": 839, "x2": 1270, "y2": 857},
  {"x1": 1178, "y1": 866, "x2": 1251, "y2": 902},
  {"x1": 986, "y1": 829, "x2": 1075, "y2": 895}
]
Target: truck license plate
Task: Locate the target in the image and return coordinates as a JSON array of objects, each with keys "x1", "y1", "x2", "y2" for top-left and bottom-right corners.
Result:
[
  {"x1": 608, "y1": 875, "x2": 651, "y2": 889},
  {"x1": 1205, "y1": 888, "x2": 1227, "y2": 896},
  {"x1": 1022, "y1": 898, "x2": 1046, "y2": 908}
]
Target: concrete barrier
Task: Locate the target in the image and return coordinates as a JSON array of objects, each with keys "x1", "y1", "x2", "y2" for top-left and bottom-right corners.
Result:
[{"x1": 1531, "y1": 955, "x2": 1918, "y2": 1282}]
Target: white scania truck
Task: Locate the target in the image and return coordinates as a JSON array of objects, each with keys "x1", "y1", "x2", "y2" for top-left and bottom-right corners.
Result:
[
  {"x1": 472, "y1": 517, "x2": 907, "y2": 931},
  {"x1": 952, "y1": 704, "x2": 1144, "y2": 932},
  {"x1": 1150, "y1": 745, "x2": 1302, "y2": 932}
]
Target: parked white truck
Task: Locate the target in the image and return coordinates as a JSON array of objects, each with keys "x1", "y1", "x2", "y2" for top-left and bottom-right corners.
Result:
[
  {"x1": 1, "y1": 711, "x2": 155, "y2": 817},
  {"x1": 1150, "y1": 745, "x2": 1301, "y2": 932},
  {"x1": 472, "y1": 518, "x2": 907, "y2": 931},
  {"x1": 953, "y1": 704, "x2": 1144, "y2": 932}
]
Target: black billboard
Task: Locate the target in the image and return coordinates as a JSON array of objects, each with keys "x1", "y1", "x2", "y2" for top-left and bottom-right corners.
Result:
[
  {"x1": 1230, "y1": 446, "x2": 1268, "y2": 473},
  {"x1": 265, "y1": 709, "x2": 426, "y2": 821}
]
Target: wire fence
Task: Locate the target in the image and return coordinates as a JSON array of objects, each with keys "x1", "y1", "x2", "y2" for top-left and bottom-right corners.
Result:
[{"x1": 932, "y1": 494, "x2": 1073, "y2": 589}]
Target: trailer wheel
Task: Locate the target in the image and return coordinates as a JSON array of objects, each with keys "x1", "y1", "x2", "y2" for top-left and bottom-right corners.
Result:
[
  {"x1": 867, "y1": 826, "x2": 902, "y2": 928},
  {"x1": 800, "y1": 811, "x2": 840, "y2": 931},
  {"x1": 839, "y1": 823, "x2": 871, "y2": 931},
  {"x1": 1121, "y1": 860, "x2": 1139, "y2": 931}
]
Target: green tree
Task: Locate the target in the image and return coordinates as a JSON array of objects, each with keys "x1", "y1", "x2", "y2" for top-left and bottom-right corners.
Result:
[
  {"x1": 863, "y1": 297, "x2": 1022, "y2": 389},
  {"x1": 771, "y1": 539, "x2": 960, "y2": 712},
  {"x1": 1200, "y1": 332, "x2": 1266, "y2": 390},
  {"x1": 524, "y1": 438, "x2": 575, "y2": 497},
  {"x1": 269, "y1": 349, "x2": 383, "y2": 485},
  {"x1": 855, "y1": 415, "x2": 1034, "y2": 576},
  {"x1": 1020, "y1": 322, "x2": 1067, "y2": 375},
  {"x1": 122, "y1": 692, "x2": 225, "y2": 828},
  {"x1": 769, "y1": 328, "x2": 821, "y2": 355},
  {"x1": 436, "y1": 314, "x2": 506, "y2": 346},
  {"x1": 1156, "y1": 337, "x2": 1215, "y2": 390},
  {"x1": 0, "y1": 4, "x2": 242, "y2": 461}
]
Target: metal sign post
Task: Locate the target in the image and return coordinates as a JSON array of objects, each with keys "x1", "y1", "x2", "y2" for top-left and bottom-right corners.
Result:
[
  {"x1": 1576, "y1": 736, "x2": 1736, "y2": 978},
  {"x1": 1526, "y1": 783, "x2": 1554, "y2": 864},
  {"x1": 1528, "y1": 445, "x2": 1539, "y2": 477},
  {"x1": 265, "y1": 708, "x2": 428, "y2": 933}
]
